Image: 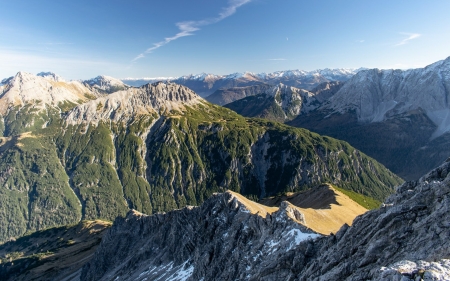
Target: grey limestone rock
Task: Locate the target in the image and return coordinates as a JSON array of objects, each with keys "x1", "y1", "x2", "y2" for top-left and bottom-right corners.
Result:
[{"x1": 81, "y1": 191, "x2": 320, "y2": 281}]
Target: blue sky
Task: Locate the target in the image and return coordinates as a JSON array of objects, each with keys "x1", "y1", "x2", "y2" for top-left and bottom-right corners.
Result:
[{"x1": 1, "y1": 0, "x2": 449, "y2": 80}]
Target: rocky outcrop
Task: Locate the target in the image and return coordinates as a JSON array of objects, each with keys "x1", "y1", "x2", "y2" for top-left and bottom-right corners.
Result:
[
  {"x1": 222, "y1": 82, "x2": 344, "y2": 122},
  {"x1": 81, "y1": 191, "x2": 320, "y2": 281},
  {"x1": 65, "y1": 81, "x2": 204, "y2": 125},
  {"x1": 325, "y1": 57, "x2": 450, "y2": 138}
]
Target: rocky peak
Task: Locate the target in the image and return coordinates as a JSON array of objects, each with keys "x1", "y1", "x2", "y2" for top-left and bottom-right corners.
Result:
[
  {"x1": 0, "y1": 71, "x2": 91, "y2": 114},
  {"x1": 310, "y1": 81, "x2": 343, "y2": 103},
  {"x1": 324, "y1": 58, "x2": 450, "y2": 138},
  {"x1": 84, "y1": 75, "x2": 129, "y2": 93},
  {"x1": 0, "y1": 76, "x2": 14, "y2": 86},
  {"x1": 269, "y1": 83, "x2": 317, "y2": 116},
  {"x1": 36, "y1": 71, "x2": 65, "y2": 82},
  {"x1": 81, "y1": 191, "x2": 320, "y2": 280},
  {"x1": 65, "y1": 81, "x2": 204, "y2": 125}
]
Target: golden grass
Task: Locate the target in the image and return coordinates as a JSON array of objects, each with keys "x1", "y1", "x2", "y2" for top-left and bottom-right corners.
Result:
[
  {"x1": 289, "y1": 185, "x2": 368, "y2": 235},
  {"x1": 227, "y1": 191, "x2": 278, "y2": 217}
]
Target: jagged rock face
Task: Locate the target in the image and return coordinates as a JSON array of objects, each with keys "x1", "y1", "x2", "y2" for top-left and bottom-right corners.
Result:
[
  {"x1": 309, "y1": 81, "x2": 344, "y2": 103},
  {"x1": 294, "y1": 160, "x2": 450, "y2": 280},
  {"x1": 84, "y1": 75, "x2": 129, "y2": 94},
  {"x1": 81, "y1": 191, "x2": 320, "y2": 281},
  {"x1": 65, "y1": 82, "x2": 203, "y2": 125},
  {"x1": 81, "y1": 161, "x2": 450, "y2": 281},
  {"x1": 289, "y1": 57, "x2": 450, "y2": 180},
  {"x1": 325, "y1": 57, "x2": 450, "y2": 138}
]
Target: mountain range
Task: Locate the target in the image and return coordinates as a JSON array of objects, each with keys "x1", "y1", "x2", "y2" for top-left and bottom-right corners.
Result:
[
  {"x1": 214, "y1": 57, "x2": 450, "y2": 181},
  {"x1": 121, "y1": 68, "x2": 359, "y2": 97},
  {"x1": 0, "y1": 71, "x2": 400, "y2": 243}
]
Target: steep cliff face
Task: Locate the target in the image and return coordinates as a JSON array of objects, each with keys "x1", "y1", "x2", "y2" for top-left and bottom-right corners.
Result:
[
  {"x1": 325, "y1": 57, "x2": 450, "y2": 138},
  {"x1": 80, "y1": 160, "x2": 450, "y2": 281},
  {"x1": 0, "y1": 75, "x2": 401, "y2": 243}
]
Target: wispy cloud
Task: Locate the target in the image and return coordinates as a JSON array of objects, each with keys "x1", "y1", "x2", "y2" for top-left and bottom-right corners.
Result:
[
  {"x1": 395, "y1": 33, "x2": 421, "y2": 46},
  {"x1": 37, "y1": 42, "x2": 74, "y2": 45},
  {"x1": 268, "y1": 58, "x2": 287, "y2": 61},
  {"x1": 132, "y1": 0, "x2": 252, "y2": 62}
]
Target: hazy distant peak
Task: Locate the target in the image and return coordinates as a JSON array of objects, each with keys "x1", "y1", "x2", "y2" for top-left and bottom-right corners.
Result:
[
  {"x1": 84, "y1": 75, "x2": 129, "y2": 93},
  {"x1": 37, "y1": 71, "x2": 65, "y2": 82}
]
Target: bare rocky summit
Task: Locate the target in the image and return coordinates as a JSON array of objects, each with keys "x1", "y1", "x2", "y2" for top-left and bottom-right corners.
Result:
[
  {"x1": 325, "y1": 57, "x2": 450, "y2": 138},
  {"x1": 0, "y1": 71, "x2": 92, "y2": 114},
  {"x1": 65, "y1": 81, "x2": 204, "y2": 125},
  {"x1": 83, "y1": 75, "x2": 129, "y2": 94}
]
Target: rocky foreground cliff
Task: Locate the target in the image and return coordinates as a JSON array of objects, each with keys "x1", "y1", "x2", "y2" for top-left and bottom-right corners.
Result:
[{"x1": 80, "y1": 160, "x2": 450, "y2": 281}]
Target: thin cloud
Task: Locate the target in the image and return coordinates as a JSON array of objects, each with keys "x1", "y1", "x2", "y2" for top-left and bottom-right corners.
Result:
[
  {"x1": 132, "y1": 0, "x2": 252, "y2": 62},
  {"x1": 268, "y1": 58, "x2": 287, "y2": 61},
  {"x1": 38, "y1": 42, "x2": 74, "y2": 45},
  {"x1": 395, "y1": 33, "x2": 421, "y2": 46}
]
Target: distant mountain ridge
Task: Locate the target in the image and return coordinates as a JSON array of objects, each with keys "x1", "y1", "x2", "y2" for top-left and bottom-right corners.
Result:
[
  {"x1": 214, "y1": 57, "x2": 450, "y2": 180},
  {"x1": 121, "y1": 68, "x2": 360, "y2": 96},
  {"x1": 288, "y1": 56, "x2": 450, "y2": 180}
]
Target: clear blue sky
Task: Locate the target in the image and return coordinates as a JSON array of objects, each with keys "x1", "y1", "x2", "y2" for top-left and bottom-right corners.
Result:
[{"x1": 1, "y1": 0, "x2": 449, "y2": 80}]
